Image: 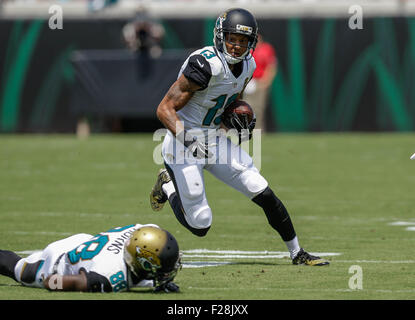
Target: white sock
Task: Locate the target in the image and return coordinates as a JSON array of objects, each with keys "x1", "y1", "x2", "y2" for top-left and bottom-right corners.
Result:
[
  {"x1": 162, "y1": 181, "x2": 175, "y2": 198},
  {"x1": 285, "y1": 236, "x2": 301, "y2": 259}
]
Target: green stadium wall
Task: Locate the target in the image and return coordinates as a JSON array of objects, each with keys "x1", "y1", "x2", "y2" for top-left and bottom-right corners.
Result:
[{"x1": 0, "y1": 17, "x2": 414, "y2": 133}]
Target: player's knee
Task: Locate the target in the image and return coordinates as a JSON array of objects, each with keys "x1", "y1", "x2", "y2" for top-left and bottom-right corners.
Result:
[
  {"x1": 252, "y1": 187, "x2": 290, "y2": 228},
  {"x1": 252, "y1": 186, "x2": 281, "y2": 209},
  {"x1": 194, "y1": 207, "x2": 212, "y2": 229},
  {"x1": 186, "y1": 206, "x2": 212, "y2": 237},
  {"x1": 240, "y1": 169, "x2": 268, "y2": 198}
]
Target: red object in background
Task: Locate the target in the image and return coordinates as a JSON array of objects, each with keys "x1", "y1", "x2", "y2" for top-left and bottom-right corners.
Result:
[{"x1": 252, "y1": 41, "x2": 277, "y2": 79}]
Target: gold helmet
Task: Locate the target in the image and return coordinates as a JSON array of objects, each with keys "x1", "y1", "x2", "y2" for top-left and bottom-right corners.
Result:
[{"x1": 123, "y1": 226, "x2": 181, "y2": 286}]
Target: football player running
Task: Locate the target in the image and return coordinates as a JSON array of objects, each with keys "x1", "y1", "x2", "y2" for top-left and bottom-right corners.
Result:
[
  {"x1": 0, "y1": 224, "x2": 181, "y2": 293},
  {"x1": 150, "y1": 8, "x2": 328, "y2": 266}
]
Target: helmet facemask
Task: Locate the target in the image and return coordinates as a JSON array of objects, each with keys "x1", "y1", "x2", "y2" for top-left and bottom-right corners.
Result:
[{"x1": 215, "y1": 30, "x2": 256, "y2": 65}]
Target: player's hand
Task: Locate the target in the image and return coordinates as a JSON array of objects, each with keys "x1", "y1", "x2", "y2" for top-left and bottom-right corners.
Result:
[
  {"x1": 176, "y1": 130, "x2": 214, "y2": 159},
  {"x1": 154, "y1": 281, "x2": 180, "y2": 293},
  {"x1": 187, "y1": 138, "x2": 214, "y2": 159},
  {"x1": 239, "y1": 118, "x2": 256, "y2": 144}
]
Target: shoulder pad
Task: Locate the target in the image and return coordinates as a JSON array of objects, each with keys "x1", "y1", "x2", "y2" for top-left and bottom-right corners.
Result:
[{"x1": 190, "y1": 46, "x2": 224, "y2": 77}]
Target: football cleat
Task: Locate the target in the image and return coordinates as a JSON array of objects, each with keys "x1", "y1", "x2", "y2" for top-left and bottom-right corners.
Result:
[
  {"x1": 150, "y1": 168, "x2": 171, "y2": 211},
  {"x1": 292, "y1": 248, "x2": 330, "y2": 266}
]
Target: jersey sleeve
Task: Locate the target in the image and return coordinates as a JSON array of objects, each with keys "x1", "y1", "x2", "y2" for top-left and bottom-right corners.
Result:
[{"x1": 182, "y1": 54, "x2": 212, "y2": 90}]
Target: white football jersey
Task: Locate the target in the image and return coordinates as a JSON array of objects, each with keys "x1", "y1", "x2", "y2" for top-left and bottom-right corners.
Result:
[
  {"x1": 177, "y1": 46, "x2": 256, "y2": 133},
  {"x1": 62, "y1": 223, "x2": 158, "y2": 292}
]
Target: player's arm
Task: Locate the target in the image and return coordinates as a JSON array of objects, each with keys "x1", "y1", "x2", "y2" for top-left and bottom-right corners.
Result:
[
  {"x1": 156, "y1": 73, "x2": 201, "y2": 136},
  {"x1": 156, "y1": 54, "x2": 212, "y2": 136},
  {"x1": 43, "y1": 270, "x2": 88, "y2": 291},
  {"x1": 157, "y1": 55, "x2": 214, "y2": 158},
  {"x1": 43, "y1": 269, "x2": 112, "y2": 292}
]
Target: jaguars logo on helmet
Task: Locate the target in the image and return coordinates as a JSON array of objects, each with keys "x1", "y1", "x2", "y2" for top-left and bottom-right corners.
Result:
[
  {"x1": 123, "y1": 226, "x2": 181, "y2": 286},
  {"x1": 214, "y1": 8, "x2": 258, "y2": 64}
]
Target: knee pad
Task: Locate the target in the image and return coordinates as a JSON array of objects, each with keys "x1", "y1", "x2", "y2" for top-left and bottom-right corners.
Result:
[
  {"x1": 185, "y1": 205, "x2": 212, "y2": 230},
  {"x1": 192, "y1": 206, "x2": 212, "y2": 229},
  {"x1": 239, "y1": 168, "x2": 268, "y2": 198},
  {"x1": 168, "y1": 192, "x2": 211, "y2": 237},
  {"x1": 186, "y1": 206, "x2": 212, "y2": 237}
]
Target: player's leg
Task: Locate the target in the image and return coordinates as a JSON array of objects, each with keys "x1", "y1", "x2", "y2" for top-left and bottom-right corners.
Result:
[
  {"x1": 149, "y1": 163, "x2": 212, "y2": 237},
  {"x1": 0, "y1": 250, "x2": 22, "y2": 282},
  {"x1": 163, "y1": 163, "x2": 213, "y2": 237},
  {"x1": 251, "y1": 182, "x2": 328, "y2": 265},
  {"x1": 208, "y1": 136, "x2": 328, "y2": 265},
  {"x1": 207, "y1": 157, "x2": 299, "y2": 248},
  {"x1": 14, "y1": 233, "x2": 93, "y2": 288},
  {"x1": 206, "y1": 136, "x2": 298, "y2": 244},
  {"x1": 13, "y1": 250, "x2": 44, "y2": 287},
  {"x1": 150, "y1": 168, "x2": 171, "y2": 211},
  {"x1": 151, "y1": 131, "x2": 213, "y2": 236}
]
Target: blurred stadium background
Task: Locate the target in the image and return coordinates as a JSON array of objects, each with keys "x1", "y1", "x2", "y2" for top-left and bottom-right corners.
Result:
[{"x1": 1, "y1": 0, "x2": 414, "y2": 134}]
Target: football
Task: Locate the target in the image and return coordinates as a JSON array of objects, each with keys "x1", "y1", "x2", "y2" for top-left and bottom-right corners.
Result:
[{"x1": 222, "y1": 100, "x2": 254, "y2": 129}]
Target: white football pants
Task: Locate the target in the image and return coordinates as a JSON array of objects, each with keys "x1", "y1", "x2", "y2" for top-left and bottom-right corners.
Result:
[
  {"x1": 14, "y1": 233, "x2": 92, "y2": 288},
  {"x1": 162, "y1": 130, "x2": 268, "y2": 230}
]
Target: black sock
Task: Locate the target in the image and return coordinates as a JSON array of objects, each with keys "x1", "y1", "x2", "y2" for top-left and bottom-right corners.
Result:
[
  {"x1": 0, "y1": 250, "x2": 22, "y2": 282},
  {"x1": 252, "y1": 187, "x2": 297, "y2": 242}
]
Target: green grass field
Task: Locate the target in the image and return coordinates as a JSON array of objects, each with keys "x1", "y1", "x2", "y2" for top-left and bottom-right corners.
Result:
[{"x1": 1, "y1": 133, "x2": 415, "y2": 300}]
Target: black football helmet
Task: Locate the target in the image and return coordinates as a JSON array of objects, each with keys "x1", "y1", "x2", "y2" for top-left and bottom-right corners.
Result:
[{"x1": 214, "y1": 8, "x2": 258, "y2": 64}]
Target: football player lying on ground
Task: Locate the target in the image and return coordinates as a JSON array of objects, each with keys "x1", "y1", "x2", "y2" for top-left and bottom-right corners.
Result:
[
  {"x1": 149, "y1": 8, "x2": 329, "y2": 266},
  {"x1": 0, "y1": 224, "x2": 181, "y2": 293}
]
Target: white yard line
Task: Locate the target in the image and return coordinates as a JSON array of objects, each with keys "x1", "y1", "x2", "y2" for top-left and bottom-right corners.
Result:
[
  {"x1": 10, "y1": 231, "x2": 72, "y2": 236},
  {"x1": 182, "y1": 261, "x2": 233, "y2": 268},
  {"x1": 333, "y1": 260, "x2": 415, "y2": 264},
  {"x1": 182, "y1": 249, "x2": 341, "y2": 257},
  {"x1": 187, "y1": 287, "x2": 415, "y2": 293},
  {"x1": 16, "y1": 248, "x2": 414, "y2": 267},
  {"x1": 183, "y1": 254, "x2": 289, "y2": 259},
  {"x1": 388, "y1": 221, "x2": 415, "y2": 226}
]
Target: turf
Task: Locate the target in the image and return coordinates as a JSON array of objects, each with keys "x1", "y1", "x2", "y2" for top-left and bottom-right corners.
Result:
[{"x1": 0, "y1": 133, "x2": 415, "y2": 300}]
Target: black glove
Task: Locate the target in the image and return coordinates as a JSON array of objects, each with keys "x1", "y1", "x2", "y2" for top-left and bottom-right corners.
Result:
[{"x1": 154, "y1": 281, "x2": 180, "y2": 293}]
